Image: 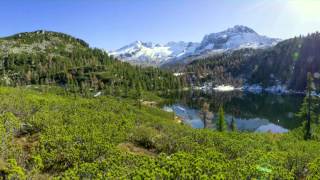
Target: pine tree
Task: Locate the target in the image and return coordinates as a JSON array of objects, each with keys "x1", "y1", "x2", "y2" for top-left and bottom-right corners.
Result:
[
  {"x1": 305, "y1": 73, "x2": 313, "y2": 140},
  {"x1": 230, "y1": 117, "x2": 237, "y2": 132},
  {"x1": 297, "y1": 72, "x2": 315, "y2": 140},
  {"x1": 124, "y1": 81, "x2": 129, "y2": 97},
  {"x1": 217, "y1": 106, "x2": 226, "y2": 132},
  {"x1": 136, "y1": 83, "x2": 142, "y2": 109}
]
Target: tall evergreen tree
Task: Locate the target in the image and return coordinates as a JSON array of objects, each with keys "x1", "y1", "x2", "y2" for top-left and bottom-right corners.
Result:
[
  {"x1": 304, "y1": 73, "x2": 313, "y2": 140},
  {"x1": 230, "y1": 117, "x2": 237, "y2": 132},
  {"x1": 297, "y1": 72, "x2": 315, "y2": 140},
  {"x1": 124, "y1": 80, "x2": 129, "y2": 97},
  {"x1": 217, "y1": 106, "x2": 226, "y2": 132},
  {"x1": 136, "y1": 83, "x2": 142, "y2": 109}
]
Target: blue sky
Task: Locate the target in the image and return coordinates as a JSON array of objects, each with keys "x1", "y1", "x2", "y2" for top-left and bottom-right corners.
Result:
[{"x1": 1, "y1": 0, "x2": 320, "y2": 50}]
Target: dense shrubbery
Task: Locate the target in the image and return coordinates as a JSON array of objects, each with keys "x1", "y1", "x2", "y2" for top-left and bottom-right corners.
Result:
[{"x1": 0, "y1": 86, "x2": 319, "y2": 179}]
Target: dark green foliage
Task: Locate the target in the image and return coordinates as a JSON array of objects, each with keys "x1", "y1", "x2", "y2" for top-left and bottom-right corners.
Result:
[
  {"x1": 230, "y1": 117, "x2": 237, "y2": 132},
  {"x1": 305, "y1": 73, "x2": 313, "y2": 140},
  {"x1": 248, "y1": 33, "x2": 320, "y2": 90},
  {"x1": 296, "y1": 73, "x2": 320, "y2": 140},
  {"x1": 175, "y1": 32, "x2": 320, "y2": 91},
  {"x1": 173, "y1": 48, "x2": 255, "y2": 87},
  {"x1": 136, "y1": 82, "x2": 142, "y2": 109},
  {"x1": 217, "y1": 106, "x2": 227, "y2": 132}
]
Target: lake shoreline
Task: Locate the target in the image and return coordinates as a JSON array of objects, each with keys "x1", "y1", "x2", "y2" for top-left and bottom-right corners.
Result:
[{"x1": 192, "y1": 84, "x2": 319, "y2": 96}]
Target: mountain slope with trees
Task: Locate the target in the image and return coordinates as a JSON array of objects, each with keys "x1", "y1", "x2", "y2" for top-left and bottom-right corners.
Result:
[
  {"x1": 0, "y1": 30, "x2": 184, "y2": 96},
  {"x1": 175, "y1": 32, "x2": 320, "y2": 91}
]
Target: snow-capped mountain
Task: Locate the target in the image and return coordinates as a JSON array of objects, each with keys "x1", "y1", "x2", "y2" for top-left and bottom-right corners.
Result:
[
  {"x1": 196, "y1": 25, "x2": 280, "y2": 53},
  {"x1": 109, "y1": 25, "x2": 281, "y2": 67},
  {"x1": 109, "y1": 41, "x2": 199, "y2": 66}
]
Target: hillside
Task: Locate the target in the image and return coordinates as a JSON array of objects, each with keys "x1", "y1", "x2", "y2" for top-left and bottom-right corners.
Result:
[
  {"x1": 0, "y1": 30, "x2": 183, "y2": 96},
  {"x1": 176, "y1": 32, "x2": 320, "y2": 91},
  {"x1": 0, "y1": 86, "x2": 319, "y2": 179}
]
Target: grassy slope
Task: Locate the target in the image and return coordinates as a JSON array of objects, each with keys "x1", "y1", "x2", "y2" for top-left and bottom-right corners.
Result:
[{"x1": 0, "y1": 86, "x2": 319, "y2": 179}]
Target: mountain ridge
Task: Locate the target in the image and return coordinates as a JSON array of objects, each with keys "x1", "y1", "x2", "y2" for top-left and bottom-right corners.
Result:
[{"x1": 110, "y1": 25, "x2": 281, "y2": 67}]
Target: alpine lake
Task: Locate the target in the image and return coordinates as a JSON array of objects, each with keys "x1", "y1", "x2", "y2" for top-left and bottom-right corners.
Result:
[{"x1": 162, "y1": 90, "x2": 305, "y2": 133}]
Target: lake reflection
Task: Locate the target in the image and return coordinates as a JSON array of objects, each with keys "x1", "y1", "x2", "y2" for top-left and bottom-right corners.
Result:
[{"x1": 162, "y1": 91, "x2": 304, "y2": 133}]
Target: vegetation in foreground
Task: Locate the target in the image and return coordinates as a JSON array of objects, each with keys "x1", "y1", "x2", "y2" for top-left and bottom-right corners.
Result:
[{"x1": 0, "y1": 86, "x2": 319, "y2": 179}]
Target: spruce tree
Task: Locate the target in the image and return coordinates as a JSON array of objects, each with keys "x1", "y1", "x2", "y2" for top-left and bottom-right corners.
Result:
[
  {"x1": 124, "y1": 81, "x2": 129, "y2": 97},
  {"x1": 305, "y1": 73, "x2": 313, "y2": 140},
  {"x1": 217, "y1": 106, "x2": 227, "y2": 132},
  {"x1": 297, "y1": 72, "x2": 315, "y2": 140},
  {"x1": 136, "y1": 83, "x2": 142, "y2": 109},
  {"x1": 230, "y1": 117, "x2": 237, "y2": 132}
]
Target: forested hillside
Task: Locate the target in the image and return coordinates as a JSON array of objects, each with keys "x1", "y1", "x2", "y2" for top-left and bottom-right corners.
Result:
[
  {"x1": 176, "y1": 32, "x2": 320, "y2": 91},
  {"x1": 173, "y1": 48, "x2": 257, "y2": 87},
  {"x1": 0, "y1": 30, "x2": 184, "y2": 96}
]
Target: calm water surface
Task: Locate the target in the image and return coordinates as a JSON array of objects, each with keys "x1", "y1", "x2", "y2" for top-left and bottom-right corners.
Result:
[{"x1": 162, "y1": 91, "x2": 304, "y2": 133}]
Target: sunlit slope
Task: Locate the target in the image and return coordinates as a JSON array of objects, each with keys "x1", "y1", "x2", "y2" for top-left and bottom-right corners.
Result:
[
  {"x1": 0, "y1": 87, "x2": 319, "y2": 179},
  {"x1": 0, "y1": 30, "x2": 182, "y2": 93}
]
